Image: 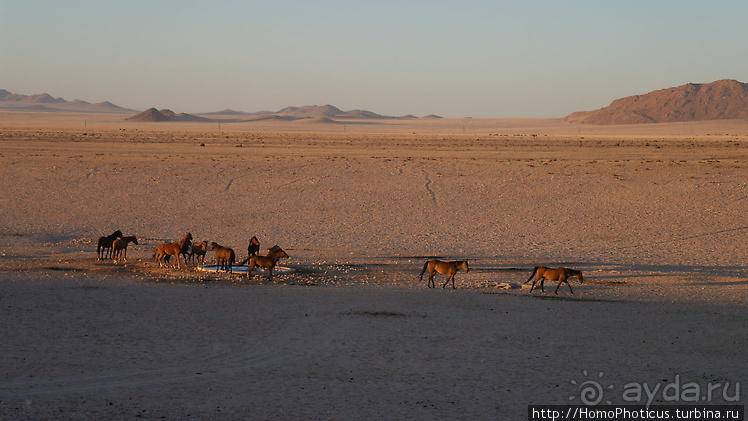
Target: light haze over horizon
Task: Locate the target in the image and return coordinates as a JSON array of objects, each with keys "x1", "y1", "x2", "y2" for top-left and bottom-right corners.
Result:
[{"x1": 1, "y1": 0, "x2": 747, "y2": 118}]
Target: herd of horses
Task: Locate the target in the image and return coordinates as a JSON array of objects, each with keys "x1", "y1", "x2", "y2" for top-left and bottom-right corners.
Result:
[
  {"x1": 97, "y1": 230, "x2": 290, "y2": 279},
  {"x1": 96, "y1": 230, "x2": 583, "y2": 293}
]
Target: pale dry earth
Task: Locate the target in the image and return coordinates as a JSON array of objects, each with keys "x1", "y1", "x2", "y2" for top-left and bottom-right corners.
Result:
[{"x1": 0, "y1": 113, "x2": 746, "y2": 419}]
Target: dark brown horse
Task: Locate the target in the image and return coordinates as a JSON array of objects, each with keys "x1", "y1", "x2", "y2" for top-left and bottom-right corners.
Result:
[
  {"x1": 525, "y1": 266, "x2": 583, "y2": 295},
  {"x1": 248, "y1": 246, "x2": 289, "y2": 279},
  {"x1": 419, "y1": 259, "x2": 469, "y2": 289},
  {"x1": 112, "y1": 236, "x2": 138, "y2": 262},
  {"x1": 238, "y1": 236, "x2": 261, "y2": 265},
  {"x1": 248, "y1": 236, "x2": 260, "y2": 258},
  {"x1": 153, "y1": 232, "x2": 192, "y2": 269},
  {"x1": 210, "y1": 242, "x2": 236, "y2": 273},
  {"x1": 96, "y1": 230, "x2": 122, "y2": 260},
  {"x1": 189, "y1": 240, "x2": 209, "y2": 265}
]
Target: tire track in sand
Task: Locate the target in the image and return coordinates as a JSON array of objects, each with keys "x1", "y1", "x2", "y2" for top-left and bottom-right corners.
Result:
[{"x1": 422, "y1": 169, "x2": 437, "y2": 207}]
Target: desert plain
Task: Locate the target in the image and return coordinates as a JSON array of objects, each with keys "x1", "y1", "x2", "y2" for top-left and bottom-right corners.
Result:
[{"x1": 0, "y1": 111, "x2": 747, "y2": 419}]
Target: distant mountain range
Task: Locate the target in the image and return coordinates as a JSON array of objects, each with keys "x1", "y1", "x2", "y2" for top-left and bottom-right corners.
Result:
[
  {"x1": 0, "y1": 89, "x2": 441, "y2": 121},
  {"x1": 0, "y1": 89, "x2": 137, "y2": 113},
  {"x1": 565, "y1": 79, "x2": 748, "y2": 124},
  {"x1": 129, "y1": 104, "x2": 442, "y2": 122},
  {"x1": 196, "y1": 104, "x2": 436, "y2": 120}
]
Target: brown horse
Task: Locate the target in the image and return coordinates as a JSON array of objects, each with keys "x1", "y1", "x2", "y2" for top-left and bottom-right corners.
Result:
[
  {"x1": 210, "y1": 242, "x2": 236, "y2": 273},
  {"x1": 112, "y1": 236, "x2": 138, "y2": 262},
  {"x1": 153, "y1": 232, "x2": 192, "y2": 269},
  {"x1": 238, "y1": 236, "x2": 261, "y2": 265},
  {"x1": 525, "y1": 266, "x2": 583, "y2": 295},
  {"x1": 419, "y1": 259, "x2": 470, "y2": 289},
  {"x1": 248, "y1": 246, "x2": 289, "y2": 279},
  {"x1": 96, "y1": 230, "x2": 122, "y2": 260},
  {"x1": 189, "y1": 241, "x2": 210, "y2": 265}
]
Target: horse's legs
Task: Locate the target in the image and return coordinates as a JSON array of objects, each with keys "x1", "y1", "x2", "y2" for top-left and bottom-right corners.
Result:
[
  {"x1": 428, "y1": 272, "x2": 435, "y2": 288},
  {"x1": 247, "y1": 264, "x2": 255, "y2": 278},
  {"x1": 442, "y1": 274, "x2": 456, "y2": 289},
  {"x1": 530, "y1": 276, "x2": 545, "y2": 293},
  {"x1": 558, "y1": 279, "x2": 573, "y2": 295},
  {"x1": 554, "y1": 279, "x2": 571, "y2": 294}
]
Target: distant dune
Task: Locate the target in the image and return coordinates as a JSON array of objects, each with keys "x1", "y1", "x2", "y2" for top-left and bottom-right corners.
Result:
[
  {"x1": 126, "y1": 108, "x2": 212, "y2": 122},
  {"x1": 336, "y1": 110, "x2": 387, "y2": 119},
  {"x1": 297, "y1": 117, "x2": 340, "y2": 124},
  {"x1": 200, "y1": 109, "x2": 261, "y2": 117},
  {"x1": 276, "y1": 105, "x2": 344, "y2": 118},
  {"x1": 244, "y1": 115, "x2": 300, "y2": 122},
  {"x1": 566, "y1": 79, "x2": 748, "y2": 124}
]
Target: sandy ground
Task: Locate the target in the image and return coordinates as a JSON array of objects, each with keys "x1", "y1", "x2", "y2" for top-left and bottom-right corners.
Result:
[{"x1": 0, "y1": 114, "x2": 747, "y2": 419}]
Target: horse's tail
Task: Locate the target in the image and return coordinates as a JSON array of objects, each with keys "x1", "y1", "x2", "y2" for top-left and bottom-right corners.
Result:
[
  {"x1": 237, "y1": 257, "x2": 249, "y2": 265},
  {"x1": 152, "y1": 247, "x2": 159, "y2": 260},
  {"x1": 526, "y1": 266, "x2": 539, "y2": 283},
  {"x1": 419, "y1": 262, "x2": 428, "y2": 281}
]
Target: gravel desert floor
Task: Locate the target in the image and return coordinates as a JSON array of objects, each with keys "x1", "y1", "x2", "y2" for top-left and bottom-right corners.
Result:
[{"x1": 0, "y1": 114, "x2": 746, "y2": 419}]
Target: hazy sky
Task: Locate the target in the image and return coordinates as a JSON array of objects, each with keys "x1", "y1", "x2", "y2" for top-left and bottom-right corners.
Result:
[{"x1": 1, "y1": 1, "x2": 747, "y2": 118}]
